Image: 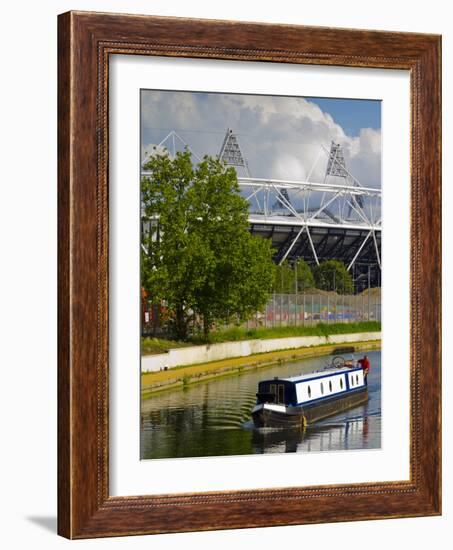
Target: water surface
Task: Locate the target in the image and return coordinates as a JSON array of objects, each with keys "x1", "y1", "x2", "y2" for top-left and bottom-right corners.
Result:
[{"x1": 141, "y1": 350, "x2": 381, "y2": 459}]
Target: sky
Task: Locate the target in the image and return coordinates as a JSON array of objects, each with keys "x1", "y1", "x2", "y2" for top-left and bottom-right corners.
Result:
[
  {"x1": 305, "y1": 97, "x2": 380, "y2": 138},
  {"x1": 140, "y1": 90, "x2": 381, "y2": 189}
]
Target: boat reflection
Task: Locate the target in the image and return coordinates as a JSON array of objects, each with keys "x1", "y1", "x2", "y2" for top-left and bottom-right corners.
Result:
[{"x1": 251, "y1": 411, "x2": 378, "y2": 454}]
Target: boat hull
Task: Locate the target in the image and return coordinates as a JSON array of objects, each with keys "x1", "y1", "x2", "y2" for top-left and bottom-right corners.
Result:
[{"x1": 252, "y1": 388, "x2": 368, "y2": 429}]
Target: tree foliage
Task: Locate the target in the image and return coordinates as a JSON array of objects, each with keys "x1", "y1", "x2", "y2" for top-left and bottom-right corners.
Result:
[
  {"x1": 273, "y1": 261, "x2": 294, "y2": 294},
  {"x1": 141, "y1": 149, "x2": 276, "y2": 339},
  {"x1": 293, "y1": 258, "x2": 315, "y2": 291},
  {"x1": 273, "y1": 259, "x2": 315, "y2": 293},
  {"x1": 312, "y1": 259, "x2": 353, "y2": 294}
]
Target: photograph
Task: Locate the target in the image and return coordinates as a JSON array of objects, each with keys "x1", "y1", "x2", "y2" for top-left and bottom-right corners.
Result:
[
  {"x1": 139, "y1": 90, "x2": 382, "y2": 460},
  {"x1": 0, "y1": 1, "x2": 444, "y2": 544}
]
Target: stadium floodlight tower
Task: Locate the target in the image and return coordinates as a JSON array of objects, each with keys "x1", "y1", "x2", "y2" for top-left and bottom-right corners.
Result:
[
  {"x1": 325, "y1": 140, "x2": 364, "y2": 212},
  {"x1": 218, "y1": 128, "x2": 293, "y2": 214},
  {"x1": 232, "y1": 136, "x2": 381, "y2": 286},
  {"x1": 141, "y1": 128, "x2": 382, "y2": 288},
  {"x1": 326, "y1": 141, "x2": 348, "y2": 178},
  {"x1": 218, "y1": 128, "x2": 251, "y2": 178}
]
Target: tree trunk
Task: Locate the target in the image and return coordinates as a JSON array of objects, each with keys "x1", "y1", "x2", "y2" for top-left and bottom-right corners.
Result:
[
  {"x1": 203, "y1": 315, "x2": 210, "y2": 341},
  {"x1": 174, "y1": 304, "x2": 187, "y2": 340}
]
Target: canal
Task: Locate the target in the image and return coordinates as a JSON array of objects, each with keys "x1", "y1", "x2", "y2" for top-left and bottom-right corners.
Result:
[{"x1": 140, "y1": 350, "x2": 381, "y2": 459}]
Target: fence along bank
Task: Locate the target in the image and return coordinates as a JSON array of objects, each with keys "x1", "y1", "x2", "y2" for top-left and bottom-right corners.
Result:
[{"x1": 142, "y1": 288, "x2": 382, "y2": 336}]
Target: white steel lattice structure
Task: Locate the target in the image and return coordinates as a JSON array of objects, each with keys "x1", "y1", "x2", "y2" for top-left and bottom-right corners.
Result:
[{"x1": 141, "y1": 130, "x2": 382, "y2": 289}]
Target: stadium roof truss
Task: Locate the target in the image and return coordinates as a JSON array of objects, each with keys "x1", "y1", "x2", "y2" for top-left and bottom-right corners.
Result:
[{"x1": 141, "y1": 129, "x2": 381, "y2": 277}]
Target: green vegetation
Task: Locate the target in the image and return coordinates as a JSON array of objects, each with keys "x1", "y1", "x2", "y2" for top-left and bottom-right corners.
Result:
[
  {"x1": 141, "y1": 337, "x2": 194, "y2": 355},
  {"x1": 141, "y1": 321, "x2": 380, "y2": 355},
  {"x1": 273, "y1": 258, "x2": 315, "y2": 293},
  {"x1": 141, "y1": 150, "x2": 275, "y2": 340},
  {"x1": 191, "y1": 320, "x2": 380, "y2": 344},
  {"x1": 313, "y1": 259, "x2": 354, "y2": 294}
]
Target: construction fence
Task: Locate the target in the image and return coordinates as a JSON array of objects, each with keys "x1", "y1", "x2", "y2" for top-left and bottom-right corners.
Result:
[
  {"x1": 243, "y1": 289, "x2": 381, "y2": 330},
  {"x1": 142, "y1": 289, "x2": 381, "y2": 336}
]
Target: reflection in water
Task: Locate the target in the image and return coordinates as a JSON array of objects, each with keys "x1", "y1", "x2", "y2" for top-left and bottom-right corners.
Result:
[
  {"x1": 141, "y1": 350, "x2": 381, "y2": 459},
  {"x1": 251, "y1": 414, "x2": 380, "y2": 454}
]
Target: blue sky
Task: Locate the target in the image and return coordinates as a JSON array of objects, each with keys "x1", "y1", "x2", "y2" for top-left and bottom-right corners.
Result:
[
  {"x1": 306, "y1": 97, "x2": 381, "y2": 137},
  {"x1": 141, "y1": 90, "x2": 381, "y2": 188}
]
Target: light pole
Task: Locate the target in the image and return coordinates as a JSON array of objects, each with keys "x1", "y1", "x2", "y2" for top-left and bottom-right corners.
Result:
[
  {"x1": 368, "y1": 265, "x2": 371, "y2": 321},
  {"x1": 303, "y1": 279, "x2": 305, "y2": 327},
  {"x1": 295, "y1": 261, "x2": 298, "y2": 326},
  {"x1": 280, "y1": 264, "x2": 283, "y2": 327},
  {"x1": 333, "y1": 268, "x2": 337, "y2": 323}
]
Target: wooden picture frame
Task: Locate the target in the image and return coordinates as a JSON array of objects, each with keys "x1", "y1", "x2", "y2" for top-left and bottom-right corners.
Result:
[{"x1": 58, "y1": 11, "x2": 441, "y2": 539}]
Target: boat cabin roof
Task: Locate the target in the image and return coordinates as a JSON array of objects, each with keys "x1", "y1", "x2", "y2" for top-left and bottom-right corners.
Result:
[{"x1": 260, "y1": 366, "x2": 362, "y2": 386}]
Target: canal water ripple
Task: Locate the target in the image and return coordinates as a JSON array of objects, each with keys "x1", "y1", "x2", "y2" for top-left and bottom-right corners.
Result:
[{"x1": 140, "y1": 350, "x2": 381, "y2": 459}]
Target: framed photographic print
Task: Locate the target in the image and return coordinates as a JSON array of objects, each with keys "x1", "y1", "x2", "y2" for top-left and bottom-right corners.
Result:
[{"x1": 58, "y1": 11, "x2": 441, "y2": 538}]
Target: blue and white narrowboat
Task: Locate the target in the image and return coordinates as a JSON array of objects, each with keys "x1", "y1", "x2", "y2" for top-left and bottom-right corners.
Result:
[{"x1": 251, "y1": 358, "x2": 368, "y2": 428}]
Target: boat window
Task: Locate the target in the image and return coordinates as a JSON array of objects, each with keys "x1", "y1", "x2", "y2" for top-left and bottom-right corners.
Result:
[
  {"x1": 320, "y1": 382, "x2": 324, "y2": 395},
  {"x1": 278, "y1": 384, "x2": 285, "y2": 404},
  {"x1": 356, "y1": 374, "x2": 359, "y2": 385},
  {"x1": 350, "y1": 376, "x2": 354, "y2": 387},
  {"x1": 329, "y1": 380, "x2": 332, "y2": 392},
  {"x1": 270, "y1": 384, "x2": 276, "y2": 396},
  {"x1": 308, "y1": 385, "x2": 311, "y2": 398},
  {"x1": 340, "y1": 378, "x2": 344, "y2": 389}
]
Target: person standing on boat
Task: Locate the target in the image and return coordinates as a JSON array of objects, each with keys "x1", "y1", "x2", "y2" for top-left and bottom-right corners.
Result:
[{"x1": 358, "y1": 355, "x2": 371, "y2": 381}]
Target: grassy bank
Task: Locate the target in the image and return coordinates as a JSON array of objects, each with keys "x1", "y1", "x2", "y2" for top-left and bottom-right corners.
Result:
[
  {"x1": 142, "y1": 321, "x2": 380, "y2": 355},
  {"x1": 141, "y1": 338, "x2": 194, "y2": 356},
  {"x1": 141, "y1": 339, "x2": 381, "y2": 398}
]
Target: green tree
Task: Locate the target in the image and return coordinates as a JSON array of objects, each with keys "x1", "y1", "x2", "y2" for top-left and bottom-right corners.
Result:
[
  {"x1": 141, "y1": 149, "x2": 276, "y2": 339},
  {"x1": 273, "y1": 258, "x2": 314, "y2": 293},
  {"x1": 293, "y1": 258, "x2": 315, "y2": 292},
  {"x1": 313, "y1": 260, "x2": 353, "y2": 294},
  {"x1": 273, "y1": 261, "x2": 294, "y2": 293}
]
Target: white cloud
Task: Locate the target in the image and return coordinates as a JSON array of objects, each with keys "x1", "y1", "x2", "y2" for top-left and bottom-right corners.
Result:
[
  {"x1": 346, "y1": 128, "x2": 382, "y2": 188},
  {"x1": 141, "y1": 91, "x2": 381, "y2": 188}
]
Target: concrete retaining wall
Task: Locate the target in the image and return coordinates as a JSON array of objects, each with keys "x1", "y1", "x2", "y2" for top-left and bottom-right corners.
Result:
[{"x1": 141, "y1": 331, "x2": 381, "y2": 373}]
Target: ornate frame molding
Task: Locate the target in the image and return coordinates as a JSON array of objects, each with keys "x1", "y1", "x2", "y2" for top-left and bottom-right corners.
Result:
[{"x1": 58, "y1": 11, "x2": 441, "y2": 538}]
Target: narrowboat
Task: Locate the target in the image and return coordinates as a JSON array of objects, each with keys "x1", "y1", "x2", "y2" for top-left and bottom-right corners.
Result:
[{"x1": 251, "y1": 357, "x2": 368, "y2": 429}]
